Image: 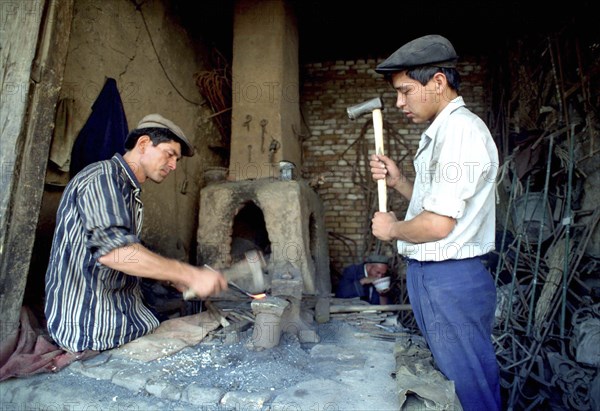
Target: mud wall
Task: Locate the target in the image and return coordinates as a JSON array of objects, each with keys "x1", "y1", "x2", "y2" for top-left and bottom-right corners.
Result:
[
  {"x1": 39, "y1": 0, "x2": 223, "y2": 267},
  {"x1": 24, "y1": 0, "x2": 225, "y2": 315}
]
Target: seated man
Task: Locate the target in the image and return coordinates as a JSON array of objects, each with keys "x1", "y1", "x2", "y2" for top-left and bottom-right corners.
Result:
[
  {"x1": 44, "y1": 113, "x2": 227, "y2": 354},
  {"x1": 335, "y1": 254, "x2": 391, "y2": 304}
]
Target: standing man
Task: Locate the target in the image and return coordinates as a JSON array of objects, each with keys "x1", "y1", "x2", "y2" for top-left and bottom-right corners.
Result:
[
  {"x1": 45, "y1": 114, "x2": 227, "y2": 354},
  {"x1": 335, "y1": 254, "x2": 391, "y2": 305},
  {"x1": 369, "y1": 35, "x2": 501, "y2": 410}
]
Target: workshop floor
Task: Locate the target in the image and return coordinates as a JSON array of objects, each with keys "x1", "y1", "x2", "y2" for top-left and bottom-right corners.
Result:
[{"x1": 1, "y1": 318, "x2": 405, "y2": 410}]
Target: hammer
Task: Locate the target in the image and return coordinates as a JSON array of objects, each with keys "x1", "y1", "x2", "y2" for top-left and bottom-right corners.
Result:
[{"x1": 347, "y1": 97, "x2": 387, "y2": 212}]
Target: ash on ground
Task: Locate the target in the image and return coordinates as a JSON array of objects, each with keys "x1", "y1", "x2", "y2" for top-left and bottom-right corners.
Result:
[{"x1": 143, "y1": 321, "x2": 347, "y2": 393}]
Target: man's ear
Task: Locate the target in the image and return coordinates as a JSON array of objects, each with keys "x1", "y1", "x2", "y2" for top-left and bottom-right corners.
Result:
[
  {"x1": 136, "y1": 135, "x2": 151, "y2": 153},
  {"x1": 432, "y1": 72, "x2": 447, "y2": 94}
]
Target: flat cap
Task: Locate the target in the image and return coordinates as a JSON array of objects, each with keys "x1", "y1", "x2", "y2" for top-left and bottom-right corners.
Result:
[
  {"x1": 135, "y1": 113, "x2": 194, "y2": 157},
  {"x1": 365, "y1": 254, "x2": 389, "y2": 265},
  {"x1": 375, "y1": 34, "x2": 458, "y2": 74}
]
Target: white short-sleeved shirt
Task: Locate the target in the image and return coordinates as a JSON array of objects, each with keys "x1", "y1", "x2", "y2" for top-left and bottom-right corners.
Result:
[{"x1": 397, "y1": 96, "x2": 499, "y2": 261}]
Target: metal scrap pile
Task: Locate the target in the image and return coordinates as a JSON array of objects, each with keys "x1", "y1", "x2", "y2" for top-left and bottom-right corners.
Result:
[{"x1": 488, "y1": 22, "x2": 600, "y2": 410}]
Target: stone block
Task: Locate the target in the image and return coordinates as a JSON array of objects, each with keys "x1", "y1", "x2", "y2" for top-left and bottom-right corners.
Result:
[
  {"x1": 112, "y1": 368, "x2": 162, "y2": 392},
  {"x1": 145, "y1": 379, "x2": 182, "y2": 401},
  {"x1": 182, "y1": 384, "x2": 224, "y2": 406},
  {"x1": 221, "y1": 390, "x2": 271, "y2": 410},
  {"x1": 75, "y1": 359, "x2": 130, "y2": 381}
]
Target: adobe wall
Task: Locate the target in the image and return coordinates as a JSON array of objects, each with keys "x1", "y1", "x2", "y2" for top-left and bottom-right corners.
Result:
[
  {"x1": 38, "y1": 0, "x2": 222, "y2": 266},
  {"x1": 26, "y1": 0, "x2": 224, "y2": 312}
]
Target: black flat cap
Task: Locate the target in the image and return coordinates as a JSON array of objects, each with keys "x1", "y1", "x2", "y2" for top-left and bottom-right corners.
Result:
[{"x1": 375, "y1": 34, "x2": 458, "y2": 74}]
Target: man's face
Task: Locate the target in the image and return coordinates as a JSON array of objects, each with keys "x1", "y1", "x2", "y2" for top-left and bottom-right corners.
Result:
[
  {"x1": 366, "y1": 263, "x2": 388, "y2": 279},
  {"x1": 140, "y1": 139, "x2": 182, "y2": 183},
  {"x1": 391, "y1": 71, "x2": 442, "y2": 124}
]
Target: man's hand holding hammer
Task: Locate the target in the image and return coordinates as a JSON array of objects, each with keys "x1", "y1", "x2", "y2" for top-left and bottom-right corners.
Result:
[
  {"x1": 347, "y1": 96, "x2": 452, "y2": 244},
  {"x1": 369, "y1": 152, "x2": 455, "y2": 244},
  {"x1": 370, "y1": 154, "x2": 413, "y2": 200},
  {"x1": 370, "y1": 154, "x2": 410, "y2": 241}
]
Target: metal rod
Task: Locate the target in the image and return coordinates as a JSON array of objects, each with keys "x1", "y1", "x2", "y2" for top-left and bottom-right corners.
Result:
[
  {"x1": 527, "y1": 134, "x2": 554, "y2": 336},
  {"x1": 227, "y1": 281, "x2": 261, "y2": 298},
  {"x1": 330, "y1": 304, "x2": 412, "y2": 313},
  {"x1": 504, "y1": 175, "x2": 530, "y2": 333},
  {"x1": 560, "y1": 124, "x2": 576, "y2": 346},
  {"x1": 495, "y1": 168, "x2": 518, "y2": 284}
]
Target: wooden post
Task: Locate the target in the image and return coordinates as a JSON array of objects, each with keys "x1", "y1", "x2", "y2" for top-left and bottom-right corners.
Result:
[{"x1": 0, "y1": 0, "x2": 74, "y2": 344}]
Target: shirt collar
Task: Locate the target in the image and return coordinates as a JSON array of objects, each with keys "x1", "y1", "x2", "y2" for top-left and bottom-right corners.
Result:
[
  {"x1": 424, "y1": 96, "x2": 465, "y2": 139},
  {"x1": 112, "y1": 153, "x2": 141, "y2": 190}
]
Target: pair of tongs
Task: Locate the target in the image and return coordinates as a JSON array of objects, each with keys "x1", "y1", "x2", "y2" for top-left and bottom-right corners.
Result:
[{"x1": 228, "y1": 281, "x2": 266, "y2": 299}]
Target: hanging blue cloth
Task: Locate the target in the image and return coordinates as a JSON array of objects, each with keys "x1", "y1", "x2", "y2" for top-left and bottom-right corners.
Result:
[{"x1": 69, "y1": 78, "x2": 129, "y2": 178}]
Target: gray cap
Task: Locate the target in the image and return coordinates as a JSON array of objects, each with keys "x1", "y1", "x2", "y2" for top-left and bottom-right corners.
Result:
[
  {"x1": 375, "y1": 34, "x2": 458, "y2": 74},
  {"x1": 135, "y1": 113, "x2": 194, "y2": 157},
  {"x1": 365, "y1": 254, "x2": 389, "y2": 265}
]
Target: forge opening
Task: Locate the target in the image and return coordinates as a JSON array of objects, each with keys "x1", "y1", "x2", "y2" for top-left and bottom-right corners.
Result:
[{"x1": 231, "y1": 201, "x2": 271, "y2": 262}]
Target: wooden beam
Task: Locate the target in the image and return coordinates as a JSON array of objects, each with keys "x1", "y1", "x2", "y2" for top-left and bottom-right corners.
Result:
[{"x1": 0, "y1": 0, "x2": 74, "y2": 344}]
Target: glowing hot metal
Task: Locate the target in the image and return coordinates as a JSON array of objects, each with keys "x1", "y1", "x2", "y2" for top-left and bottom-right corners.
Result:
[{"x1": 228, "y1": 281, "x2": 266, "y2": 300}]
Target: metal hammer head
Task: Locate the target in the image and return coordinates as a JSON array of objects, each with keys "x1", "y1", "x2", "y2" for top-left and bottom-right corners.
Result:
[{"x1": 346, "y1": 97, "x2": 384, "y2": 120}]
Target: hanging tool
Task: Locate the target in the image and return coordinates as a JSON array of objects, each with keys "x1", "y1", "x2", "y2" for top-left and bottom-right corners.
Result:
[
  {"x1": 260, "y1": 119, "x2": 268, "y2": 152},
  {"x1": 243, "y1": 114, "x2": 252, "y2": 131},
  {"x1": 269, "y1": 138, "x2": 280, "y2": 163}
]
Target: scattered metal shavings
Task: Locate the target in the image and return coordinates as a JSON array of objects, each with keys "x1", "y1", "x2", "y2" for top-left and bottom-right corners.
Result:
[{"x1": 146, "y1": 332, "x2": 329, "y2": 392}]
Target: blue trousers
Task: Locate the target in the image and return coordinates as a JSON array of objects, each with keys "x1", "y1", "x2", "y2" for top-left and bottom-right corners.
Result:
[{"x1": 406, "y1": 257, "x2": 501, "y2": 411}]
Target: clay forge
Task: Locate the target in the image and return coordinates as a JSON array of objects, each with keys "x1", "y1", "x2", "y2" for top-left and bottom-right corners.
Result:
[
  {"x1": 196, "y1": 0, "x2": 330, "y2": 349},
  {"x1": 197, "y1": 179, "x2": 331, "y2": 349}
]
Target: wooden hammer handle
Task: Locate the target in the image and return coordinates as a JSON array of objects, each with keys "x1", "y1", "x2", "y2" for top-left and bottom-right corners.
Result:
[{"x1": 372, "y1": 108, "x2": 387, "y2": 212}]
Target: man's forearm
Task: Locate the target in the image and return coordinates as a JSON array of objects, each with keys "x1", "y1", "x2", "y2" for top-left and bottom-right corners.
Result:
[
  {"x1": 390, "y1": 211, "x2": 455, "y2": 243},
  {"x1": 393, "y1": 178, "x2": 413, "y2": 201},
  {"x1": 98, "y1": 244, "x2": 189, "y2": 285}
]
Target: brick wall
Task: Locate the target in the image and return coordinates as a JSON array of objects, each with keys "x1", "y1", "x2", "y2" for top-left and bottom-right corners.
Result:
[{"x1": 300, "y1": 57, "x2": 491, "y2": 276}]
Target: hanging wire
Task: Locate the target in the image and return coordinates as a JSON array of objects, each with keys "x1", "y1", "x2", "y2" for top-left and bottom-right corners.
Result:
[
  {"x1": 132, "y1": 0, "x2": 205, "y2": 106},
  {"x1": 193, "y1": 49, "x2": 232, "y2": 145}
]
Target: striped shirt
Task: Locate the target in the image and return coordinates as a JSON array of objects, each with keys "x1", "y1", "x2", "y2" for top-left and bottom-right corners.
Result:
[{"x1": 45, "y1": 154, "x2": 159, "y2": 352}]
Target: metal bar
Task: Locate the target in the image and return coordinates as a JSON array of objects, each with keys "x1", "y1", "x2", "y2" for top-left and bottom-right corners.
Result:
[
  {"x1": 504, "y1": 176, "x2": 530, "y2": 333},
  {"x1": 495, "y1": 168, "x2": 518, "y2": 284},
  {"x1": 527, "y1": 134, "x2": 554, "y2": 336},
  {"x1": 560, "y1": 124, "x2": 576, "y2": 347},
  {"x1": 330, "y1": 304, "x2": 412, "y2": 313}
]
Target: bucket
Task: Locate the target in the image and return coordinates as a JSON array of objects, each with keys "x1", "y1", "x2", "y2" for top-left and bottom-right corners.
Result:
[{"x1": 511, "y1": 192, "x2": 554, "y2": 243}]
